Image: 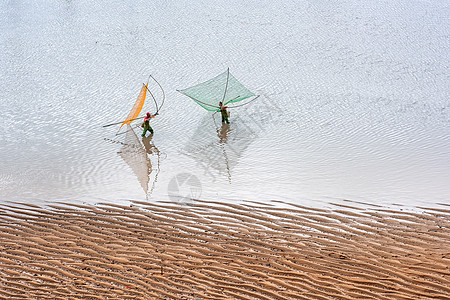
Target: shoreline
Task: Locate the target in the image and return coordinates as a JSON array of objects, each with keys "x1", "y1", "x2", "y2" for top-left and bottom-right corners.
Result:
[{"x1": 0, "y1": 200, "x2": 449, "y2": 299}]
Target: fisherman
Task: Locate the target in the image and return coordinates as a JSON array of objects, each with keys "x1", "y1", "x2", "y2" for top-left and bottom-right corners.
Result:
[
  {"x1": 219, "y1": 102, "x2": 230, "y2": 124},
  {"x1": 141, "y1": 112, "x2": 157, "y2": 137}
]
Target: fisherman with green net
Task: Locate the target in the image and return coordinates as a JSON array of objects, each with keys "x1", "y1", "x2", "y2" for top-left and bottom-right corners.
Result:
[
  {"x1": 219, "y1": 102, "x2": 230, "y2": 124},
  {"x1": 141, "y1": 112, "x2": 157, "y2": 137}
]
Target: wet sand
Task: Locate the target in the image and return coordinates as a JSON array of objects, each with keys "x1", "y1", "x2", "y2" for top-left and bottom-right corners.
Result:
[{"x1": 0, "y1": 200, "x2": 449, "y2": 299}]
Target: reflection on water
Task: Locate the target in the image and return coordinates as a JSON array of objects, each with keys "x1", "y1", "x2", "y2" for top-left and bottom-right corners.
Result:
[
  {"x1": 142, "y1": 134, "x2": 164, "y2": 195},
  {"x1": 109, "y1": 125, "x2": 162, "y2": 198},
  {"x1": 217, "y1": 123, "x2": 231, "y2": 182},
  {"x1": 117, "y1": 125, "x2": 151, "y2": 196},
  {"x1": 182, "y1": 109, "x2": 265, "y2": 183},
  {"x1": 217, "y1": 123, "x2": 230, "y2": 144}
]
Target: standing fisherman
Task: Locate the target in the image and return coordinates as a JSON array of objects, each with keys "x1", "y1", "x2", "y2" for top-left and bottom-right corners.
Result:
[
  {"x1": 219, "y1": 102, "x2": 230, "y2": 124},
  {"x1": 141, "y1": 112, "x2": 157, "y2": 137}
]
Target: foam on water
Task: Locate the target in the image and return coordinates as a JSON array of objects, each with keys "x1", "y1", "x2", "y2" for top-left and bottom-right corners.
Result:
[{"x1": 0, "y1": 0, "x2": 449, "y2": 209}]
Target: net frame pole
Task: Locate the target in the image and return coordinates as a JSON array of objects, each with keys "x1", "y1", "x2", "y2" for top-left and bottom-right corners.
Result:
[
  {"x1": 227, "y1": 95, "x2": 260, "y2": 108},
  {"x1": 220, "y1": 68, "x2": 230, "y2": 105}
]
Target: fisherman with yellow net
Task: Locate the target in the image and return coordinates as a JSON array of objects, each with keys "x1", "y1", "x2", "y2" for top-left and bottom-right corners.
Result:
[{"x1": 141, "y1": 112, "x2": 157, "y2": 137}]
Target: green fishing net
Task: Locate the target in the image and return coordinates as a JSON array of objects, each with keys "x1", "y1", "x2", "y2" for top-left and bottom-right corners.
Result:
[{"x1": 178, "y1": 69, "x2": 255, "y2": 111}]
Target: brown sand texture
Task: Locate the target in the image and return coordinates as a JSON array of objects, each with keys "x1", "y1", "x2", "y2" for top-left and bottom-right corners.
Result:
[{"x1": 0, "y1": 200, "x2": 449, "y2": 299}]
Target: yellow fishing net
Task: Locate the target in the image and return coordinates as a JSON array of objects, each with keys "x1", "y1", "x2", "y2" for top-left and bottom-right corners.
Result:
[{"x1": 120, "y1": 83, "x2": 148, "y2": 129}]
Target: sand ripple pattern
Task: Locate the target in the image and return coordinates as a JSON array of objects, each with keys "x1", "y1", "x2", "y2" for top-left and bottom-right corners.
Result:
[{"x1": 0, "y1": 201, "x2": 449, "y2": 299}]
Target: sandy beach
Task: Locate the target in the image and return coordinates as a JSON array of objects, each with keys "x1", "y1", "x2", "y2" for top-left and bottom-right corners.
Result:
[
  {"x1": 0, "y1": 201, "x2": 449, "y2": 299},
  {"x1": 1, "y1": 1, "x2": 449, "y2": 298}
]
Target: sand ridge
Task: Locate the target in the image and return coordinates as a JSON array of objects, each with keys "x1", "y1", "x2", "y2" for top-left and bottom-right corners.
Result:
[{"x1": 0, "y1": 200, "x2": 449, "y2": 299}]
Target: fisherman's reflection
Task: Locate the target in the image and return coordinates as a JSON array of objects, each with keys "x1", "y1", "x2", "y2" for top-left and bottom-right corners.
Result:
[
  {"x1": 216, "y1": 123, "x2": 231, "y2": 182},
  {"x1": 217, "y1": 123, "x2": 230, "y2": 144},
  {"x1": 141, "y1": 134, "x2": 163, "y2": 196},
  {"x1": 142, "y1": 135, "x2": 158, "y2": 155}
]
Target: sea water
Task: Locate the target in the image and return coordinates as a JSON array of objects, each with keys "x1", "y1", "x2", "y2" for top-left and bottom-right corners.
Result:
[{"x1": 1, "y1": 0, "x2": 449, "y2": 209}]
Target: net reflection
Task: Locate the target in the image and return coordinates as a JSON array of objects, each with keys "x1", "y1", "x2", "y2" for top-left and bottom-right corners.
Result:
[
  {"x1": 114, "y1": 125, "x2": 162, "y2": 198},
  {"x1": 182, "y1": 113, "x2": 260, "y2": 182}
]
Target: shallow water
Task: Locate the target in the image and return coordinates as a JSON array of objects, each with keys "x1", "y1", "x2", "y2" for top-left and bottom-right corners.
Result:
[{"x1": 1, "y1": 0, "x2": 449, "y2": 209}]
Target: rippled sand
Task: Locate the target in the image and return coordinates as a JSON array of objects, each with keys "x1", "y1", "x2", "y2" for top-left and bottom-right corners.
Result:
[{"x1": 0, "y1": 201, "x2": 449, "y2": 299}]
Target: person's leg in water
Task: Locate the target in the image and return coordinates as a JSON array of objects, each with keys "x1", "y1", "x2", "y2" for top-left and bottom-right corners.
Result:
[
  {"x1": 142, "y1": 126, "x2": 154, "y2": 137},
  {"x1": 222, "y1": 115, "x2": 230, "y2": 124}
]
